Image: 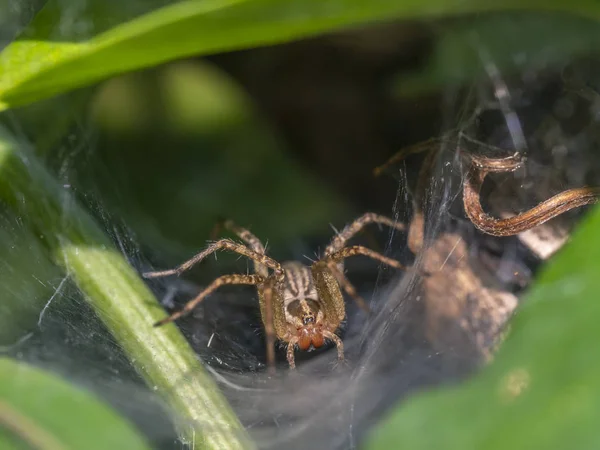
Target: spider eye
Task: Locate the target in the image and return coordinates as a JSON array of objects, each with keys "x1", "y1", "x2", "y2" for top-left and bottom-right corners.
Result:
[{"x1": 303, "y1": 316, "x2": 314, "y2": 325}]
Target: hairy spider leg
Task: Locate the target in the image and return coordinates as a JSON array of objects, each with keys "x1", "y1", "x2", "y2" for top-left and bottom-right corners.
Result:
[
  {"x1": 372, "y1": 135, "x2": 450, "y2": 177},
  {"x1": 146, "y1": 225, "x2": 282, "y2": 370},
  {"x1": 211, "y1": 219, "x2": 269, "y2": 278},
  {"x1": 286, "y1": 336, "x2": 299, "y2": 369},
  {"x1": 325, "y1": 212, "x2": 406, "y2": 257},
  {"x1": 143, "y1": 239, "x2": 283, "y2": 280},
  {"x1": 322, "y1": 245, "x2": 406, "y2": 312},
  {"x1": 327, "y1": 245, "x2": 406, "y2": 270},
  {"x1": 211, "y1": 219, "x2": 278, "y2": 370},
  {"x1": 323, "y1": 331, "x2": 344, "y2": 361},
  {"x1": 153, "y1": 274, "x2": 264, "y2": 326},
  {"x1": 260, "y1": 277, "x2": 278, "y2": 372}
]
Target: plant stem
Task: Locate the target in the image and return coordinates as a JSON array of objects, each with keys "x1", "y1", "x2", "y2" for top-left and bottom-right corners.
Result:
[{"x1": 0, "y1": 126, "x2": 253, "y2": 450}]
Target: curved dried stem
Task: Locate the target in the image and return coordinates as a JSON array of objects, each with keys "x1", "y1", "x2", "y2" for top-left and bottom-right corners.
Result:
[
  {"x1": 463, "y1": 163, "x2": 600, "y2": 236},
  {"x1": 376, "y1": 133, "x2": 600, "y2": 241}
]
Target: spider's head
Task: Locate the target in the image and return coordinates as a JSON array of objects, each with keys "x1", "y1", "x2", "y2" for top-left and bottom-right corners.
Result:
[{"x1": 287, "y1": 299, "x2": 325, "y2": 351}]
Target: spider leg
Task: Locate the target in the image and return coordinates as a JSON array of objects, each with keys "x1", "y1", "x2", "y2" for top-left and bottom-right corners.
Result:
[
  {"x1": 322, "y1": 245, "x2": 405, "y2": 312},
  {"x1": 154, "y1": 274, "x2": 264, "y2": 326},
  {"x1": 211, "y1": 219, "x2": 268, "y2": 278},
  {"x1": 325, "y1": 213, "x2": 406, "y2": 256},
  {"x1": 210, "y1": 220, "x2": 277, "y2": 371},
  {"x1": 261, "y1": 277, "x2": 278, "y2": 373},
  {"x1": 323, "y1": 330, "x2": 344, "y2": 362},
  {"x1": 143, "y1": 239, "x2": 282, "y2": 280},
  {"x1": 327, "y1": 245, "x2": 406, "y2": 270},
  {"x1": 286, "y1": 337, "x2": 299, "y2": 369},
  {"x1": 373, "y1": 135, "x2": 449, "y2": 177}
]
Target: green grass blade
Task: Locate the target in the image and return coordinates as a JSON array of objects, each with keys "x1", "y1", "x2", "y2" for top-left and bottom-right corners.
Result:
[
  {"x1": 2, "y1": 0, "x2": 600, "y2": 111},
  {"x1": 0, "y1": 126, "x2": 253, "y2": 450}
]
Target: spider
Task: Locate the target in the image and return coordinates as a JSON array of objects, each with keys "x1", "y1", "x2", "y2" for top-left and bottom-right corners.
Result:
[{"x1": 143, "y1": 213, "x2": 406, "y2": 370}]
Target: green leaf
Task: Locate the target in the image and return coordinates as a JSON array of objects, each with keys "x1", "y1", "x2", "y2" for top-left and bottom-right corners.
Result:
[
  {"x1": 0, "y1": 126, "x2": 253, "y2": 450},
  {"x1": 3, "y1": 0, "x2": 600, "y2": 111},
  {"x1": 0, "y1": 357, "x2": 151, "y2": 450},
  {"x1": 366, "y1": 204, "x2": 600, "y2": 450}
]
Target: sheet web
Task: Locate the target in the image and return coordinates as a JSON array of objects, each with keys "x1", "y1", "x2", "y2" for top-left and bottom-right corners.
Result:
[{"x1": 2, "y1": 14, "x2": 600, "y2": 450}]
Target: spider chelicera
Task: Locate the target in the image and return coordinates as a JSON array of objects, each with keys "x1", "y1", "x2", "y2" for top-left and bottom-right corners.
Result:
[{"x1": 143, "y1": 213, "x2": 406, "y2": 370}]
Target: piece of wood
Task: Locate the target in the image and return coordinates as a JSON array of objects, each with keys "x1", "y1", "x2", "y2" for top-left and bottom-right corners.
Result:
[{"x1": 418, "y1": 232, "x2": 518, "y2": 362}]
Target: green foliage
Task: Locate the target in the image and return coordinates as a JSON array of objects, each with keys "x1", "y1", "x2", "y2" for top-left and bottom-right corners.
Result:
[
  {"x1": 366, "y1": 205, "x2": 600, "y2": 450},
  {"x1": 2, "y1": 0, "x2": 599, "y2": 111},
  {"x1": 0, "y1": 127, "x2": 252, "y2": 450},
  {"x1": 0, "y1": 357, "x2": 151, "y2": 450}
]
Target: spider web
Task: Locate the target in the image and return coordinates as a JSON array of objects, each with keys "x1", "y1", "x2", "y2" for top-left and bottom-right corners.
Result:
[{"x1": 2, "y1": 7, "x2": 600, "y2": 450}]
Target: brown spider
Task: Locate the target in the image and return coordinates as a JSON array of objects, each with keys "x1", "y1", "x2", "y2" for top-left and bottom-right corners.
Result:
[{"x1": 143, "y1": 213, "x2": 406, "y2": 370}]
